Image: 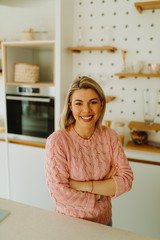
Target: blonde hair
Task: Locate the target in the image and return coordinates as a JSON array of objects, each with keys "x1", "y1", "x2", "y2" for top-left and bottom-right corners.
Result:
[{"x1": 59, "y1": 76, "x2": 106, "y2": 130}]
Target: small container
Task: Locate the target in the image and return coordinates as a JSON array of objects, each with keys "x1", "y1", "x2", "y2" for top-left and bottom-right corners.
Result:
[
  {"x1": 115, "y1": 121, "x2": 125, "y2": 145},
  {"x1": 21, "y1": 32, "x2": 34, "y2": 41},
  {"x1": 130, "y1": 130, "x2": 148, "y2": 145},
  {"x1": 105, "y1": 120, "x2": 111, "y2": 127},
  {"x1": 21, "y1": 28, "x2": 35, "y2": 41},
  {"x1": 77, "y1": 26, "x2": 85, "y2": 46},
  {"x1": 14, "y1": 63, "x2": 40, "y2": 83},
  {"x1": 0, "y1": 123, "x2": 5, "y2": 140},
  {"x1": 103, "y1": 25, "x2": 111, "y2": 45},
  {"x1": 0, "y1": 45, "x2": 2, "y2": 72}
]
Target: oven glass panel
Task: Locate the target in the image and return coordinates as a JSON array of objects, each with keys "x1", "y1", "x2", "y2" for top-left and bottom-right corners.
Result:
[{"x1": 7, "y1": 97, "x2": 54, "y2": 138}]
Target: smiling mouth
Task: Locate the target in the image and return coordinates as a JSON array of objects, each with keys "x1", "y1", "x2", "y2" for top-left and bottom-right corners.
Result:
[{"x1": 81, "y1": 116, "x2": 93, "y2": 120}]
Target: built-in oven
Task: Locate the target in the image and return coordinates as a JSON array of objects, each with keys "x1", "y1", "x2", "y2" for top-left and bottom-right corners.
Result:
[{"x1": 6, "y1": 85, "x2": 55, "y2": 143}]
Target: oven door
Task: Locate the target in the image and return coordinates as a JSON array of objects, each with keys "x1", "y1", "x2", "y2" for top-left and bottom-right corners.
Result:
[{"x1": 6, "y1": 95, "x2": 54, "y2": 142}]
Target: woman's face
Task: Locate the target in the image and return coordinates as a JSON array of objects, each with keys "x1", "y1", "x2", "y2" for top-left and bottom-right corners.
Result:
[{"x1": 69, "y1": 88, "x2": 104, "y2": 131}]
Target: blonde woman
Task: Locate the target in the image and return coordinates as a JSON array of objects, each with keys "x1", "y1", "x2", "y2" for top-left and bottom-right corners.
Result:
[{"x1": 45, "y1": 76, "x2": 133, "y2": 226}]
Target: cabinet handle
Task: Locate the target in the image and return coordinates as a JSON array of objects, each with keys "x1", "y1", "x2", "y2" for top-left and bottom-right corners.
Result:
[{"x1": 6, "y1": 96, "x2": 51, "y2": 103}]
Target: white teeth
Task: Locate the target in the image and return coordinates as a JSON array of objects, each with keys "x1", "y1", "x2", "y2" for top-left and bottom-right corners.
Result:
[{"x1": 81, "y1": 116, "x2": 92, "y2": 120}]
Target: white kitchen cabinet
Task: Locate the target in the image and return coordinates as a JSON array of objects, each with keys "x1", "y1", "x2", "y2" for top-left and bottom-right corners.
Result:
[
  {"x1": 112, "y1": 161, "x2": 160, "y2": 239},
  {"x1": 0, "y1": 141, "x2": 9, "y2": 198},
  {"x1": 0, "y1": 0, "x2": 74, "y2": 210},
  {"x1": 8, "y1": 143, "x2": 54, "y2": 211}
]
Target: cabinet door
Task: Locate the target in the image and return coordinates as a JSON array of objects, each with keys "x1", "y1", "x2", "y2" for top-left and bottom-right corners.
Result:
[
  {"x1": 112, "y1": 161, "x2": 160, "y2": 239},
  {"x1": 0, "y1": 141, "x2": 9, "y2": 198},
  {"x1": 8, "y1": 143, "x2": 54, "y2": 211}
]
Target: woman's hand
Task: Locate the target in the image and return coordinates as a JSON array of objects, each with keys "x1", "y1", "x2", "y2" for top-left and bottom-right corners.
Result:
[
  {"x1": 95, "y1": 164, "x2": 118, "y2": 201},
  {"x1": 95, "y1": 194, "x2": 101, "y2": 201},
  {"x1": 104, "y1": 164, "x2": 118, "y2": 180}
]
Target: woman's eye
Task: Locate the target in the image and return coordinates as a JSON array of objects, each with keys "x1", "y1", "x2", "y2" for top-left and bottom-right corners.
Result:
[
  {"x1": 91, "y1": 101, "x2": 98, "y2": 104},
  {"x1": 75, "y1": 102, "x2": 82, "y2": 105}
]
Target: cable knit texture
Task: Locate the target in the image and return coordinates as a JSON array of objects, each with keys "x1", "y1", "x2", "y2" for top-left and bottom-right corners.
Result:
[{"x1": 45, "y1": 125, "x2": 134, "y2": 225}]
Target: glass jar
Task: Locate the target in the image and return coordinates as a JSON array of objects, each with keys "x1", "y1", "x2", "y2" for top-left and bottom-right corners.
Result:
[
  {"x1": 115, "y1": 121, "x2": 125, "y2": 145},
  {"x1": 105, "y1": 120, "x2": 111, "y2": 127}
]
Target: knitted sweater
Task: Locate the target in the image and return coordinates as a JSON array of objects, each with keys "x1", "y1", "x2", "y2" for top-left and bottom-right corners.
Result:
[{"x1": 45, "y1": 125, "x2": 134, "y2": 225}]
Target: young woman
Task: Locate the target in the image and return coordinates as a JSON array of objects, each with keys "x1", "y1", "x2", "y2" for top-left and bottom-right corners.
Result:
[{"x1": 45, "y1": 76, "x2": 134, "y2": 226}]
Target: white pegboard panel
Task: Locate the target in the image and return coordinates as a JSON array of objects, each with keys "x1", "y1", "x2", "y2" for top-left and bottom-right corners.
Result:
[{"x1": 72, "y1": 0, "x2": 160, "y2": 140}]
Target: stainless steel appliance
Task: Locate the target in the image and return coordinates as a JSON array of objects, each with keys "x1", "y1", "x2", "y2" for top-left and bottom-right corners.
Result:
[{"x1": 6, "y1": 85, "x2": 55, "y2": 143}]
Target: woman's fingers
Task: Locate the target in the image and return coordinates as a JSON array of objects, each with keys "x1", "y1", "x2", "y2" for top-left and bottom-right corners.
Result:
[
  {"x1": 104, "y1": 164, "x2": 118, "y2": 180},
  {"x1": 104, "y1": 167, "x2": 114, "y2": 179},
  {"x1": 95, "y1": 194, "x2": 101, "y2": 201}
]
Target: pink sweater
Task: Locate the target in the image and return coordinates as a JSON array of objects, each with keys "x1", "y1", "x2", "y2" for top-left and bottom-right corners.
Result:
[{"x1": 45, "y1": 125, "x2": 134, "y2": 225}]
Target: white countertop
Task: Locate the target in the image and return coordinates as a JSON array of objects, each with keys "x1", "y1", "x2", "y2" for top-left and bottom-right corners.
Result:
[
  {"x1": 1, "y1": 138, "x2": 160, "y2": 163},
  {"x1": 0, "y1": 198, "x2": 158, "y2": 240},
  {"x1": 125, "y1": 149, "x2": 160, "y2": 163}
]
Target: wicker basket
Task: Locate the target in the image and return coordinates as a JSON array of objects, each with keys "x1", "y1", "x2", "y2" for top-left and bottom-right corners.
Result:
[{"x1": 14, "y1": 63, "x2": 40, "y2": 83}]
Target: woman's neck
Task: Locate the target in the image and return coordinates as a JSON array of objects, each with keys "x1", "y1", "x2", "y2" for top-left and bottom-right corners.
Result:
[{"x1": 73, "y1": 124, "x2": 95, "y2": 139}]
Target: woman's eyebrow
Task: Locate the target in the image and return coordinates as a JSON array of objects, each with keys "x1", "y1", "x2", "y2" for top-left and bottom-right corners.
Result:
[
  {"x1": 74, "y1": 98, "x2": 99, "y2": 102},
  {"x1": 90, "y1": 98, "x2": 99, "y2": 101},
  {"x1": 74, "y1": 99, "x2": 83, "y2": 102}
]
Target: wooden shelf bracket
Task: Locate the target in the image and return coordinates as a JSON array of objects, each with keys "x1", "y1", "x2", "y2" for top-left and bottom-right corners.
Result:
[
  {"x1": 105, "y1": 96, "x2": 116, "y2": 103},
  {"x1": 135, "y1": 1, "x2": 160, "y2": 13}
]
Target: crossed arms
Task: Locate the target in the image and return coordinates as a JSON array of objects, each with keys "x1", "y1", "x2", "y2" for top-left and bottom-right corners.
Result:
[{"x1": 69, "y1": 164, "x2": 118, "y2": 200}]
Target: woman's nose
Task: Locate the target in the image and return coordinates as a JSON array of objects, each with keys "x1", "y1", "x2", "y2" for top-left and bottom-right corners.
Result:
[{"x1": 83, "y1": 103, "x2": 91, "y2": 112}]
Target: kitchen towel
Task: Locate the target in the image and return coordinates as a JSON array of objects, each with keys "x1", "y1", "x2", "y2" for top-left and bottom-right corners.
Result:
[{"x1": 0, "y1": 209, "x2": 10, "y2": 222}]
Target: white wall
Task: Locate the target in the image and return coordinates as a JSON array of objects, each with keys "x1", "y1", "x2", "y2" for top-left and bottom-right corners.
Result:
[{"x1": 0, "y1": 0, "x2": 55, "y2": 41}]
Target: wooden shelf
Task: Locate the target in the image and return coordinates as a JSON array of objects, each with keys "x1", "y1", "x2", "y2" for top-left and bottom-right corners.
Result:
[
  {"x1": 115, "y1": 72, "x2": 160, "y2": 79},
  {"x1": 105, "y1": 96, "x2": 116, "y2": 103},
  {"x1": 125, "y1": 141, "x2": 160, "y2": 153},
  {"x1": 128, "y1": 121, "x2": 160, "y2": 132},
  {"x1": 3, "y1": 41, "x2": 55, "y2": 86},
  {"x1": 8, "y1": 138, "x2": 45, "y2": 148},
  {"x1": 5, "y1": 82, "x2": 54, "y2": 87},
  {"x1": 135, "y1": 1, "x2": 160, "y2": 13},
  {"x1": 67, "y1": 46, "x2": 117, "y2": 53},
  {"x1": 0, "y1": 138, "x2": 5, "y2": 142},
  {"x1": 3, "y1": 41, "x2": 55, "y2": 47}
]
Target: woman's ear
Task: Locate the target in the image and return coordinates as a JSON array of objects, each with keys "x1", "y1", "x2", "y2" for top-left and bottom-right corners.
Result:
[
  {"x1": 68, "y1": 103, "x2": 72, "y2": 111},
  {"x1": 101, "y1": 99, "x2": 105, "y2": 108}
]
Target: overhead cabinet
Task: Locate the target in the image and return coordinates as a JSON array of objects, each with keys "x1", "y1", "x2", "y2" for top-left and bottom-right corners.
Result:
[{"x1": 3, "y1": 41, "x2": 55, "y2": 86}]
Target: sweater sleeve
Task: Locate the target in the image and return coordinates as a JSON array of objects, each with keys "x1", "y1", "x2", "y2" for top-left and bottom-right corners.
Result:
[
  {"x1": 45, "y1": 133, "x2": 95, "y2": 211},
  {"x1": 110, "y1": 130, "x2": 134, "y2": 198}
]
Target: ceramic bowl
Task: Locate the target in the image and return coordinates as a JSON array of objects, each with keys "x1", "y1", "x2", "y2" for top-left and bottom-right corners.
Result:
[
  {"x1": 130, "y1": 130, "x2": 148, "y2": 145},
  {"x1": 150, "y1": 64, "x2": 160, "y2": 74}
]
